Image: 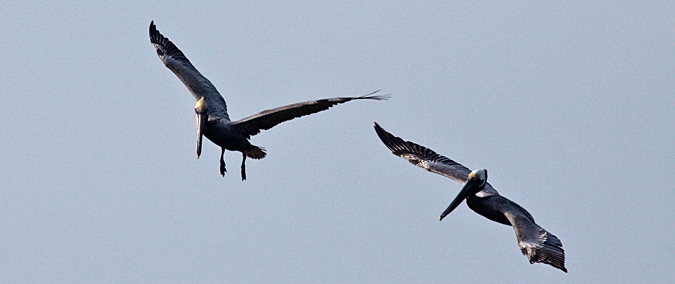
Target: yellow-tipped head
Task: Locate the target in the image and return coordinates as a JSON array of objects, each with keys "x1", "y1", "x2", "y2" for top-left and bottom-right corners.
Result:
[
  {"x1": 195, "y1": 97, "x2": 208, "y2": 114},
  {"x1": 468, "y1": 169, "x2": 488, "y2": 187}
]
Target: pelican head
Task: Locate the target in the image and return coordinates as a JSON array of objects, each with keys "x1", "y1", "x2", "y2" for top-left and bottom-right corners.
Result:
[
  {"x1": 195, "y1": 97, "x2": 208, "y2": 159},
  {"x1": 439, "y1": 169, "x2": 488, "y2": 221}
]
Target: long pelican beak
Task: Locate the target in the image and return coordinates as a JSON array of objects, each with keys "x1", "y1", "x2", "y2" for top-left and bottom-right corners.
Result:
[
  {"x1": 195, "y1": 97, "x2": 208, "y2": 159},
  {"x1": 439, "y1": 178, "x2": 480, "y2": 221}
]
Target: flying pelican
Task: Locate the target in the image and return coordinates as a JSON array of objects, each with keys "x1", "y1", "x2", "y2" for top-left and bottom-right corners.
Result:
[
  {"x1": 149, "y1": 21, "x2": 387, "y2": 180},
  {"x1": 374, "y1": 122, "x2": 567, "y2": 272}
]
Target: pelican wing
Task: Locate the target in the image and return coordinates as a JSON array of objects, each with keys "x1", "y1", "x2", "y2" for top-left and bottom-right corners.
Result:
[
  {"x1": 374, "y1": 122, "x2": 499, "y2": 196},
  {"x1": 498, "y1": 197, "x2": 567, "y2": 272},
  {"x1": 231, "y1": 92, "x2": 388, "y2": 138},
  {"x1": 149, "y1": 21, "x2": 230, "y2": 121}
]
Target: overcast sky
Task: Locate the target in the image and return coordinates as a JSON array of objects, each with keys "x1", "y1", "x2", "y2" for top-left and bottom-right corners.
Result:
[{"x1": 1, "y1": 1, "x2": 674, "y2": 283}]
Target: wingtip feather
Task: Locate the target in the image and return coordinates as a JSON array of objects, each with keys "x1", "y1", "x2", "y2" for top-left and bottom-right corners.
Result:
[{"x1": 522, "y1": 239, "x2": 567, "y2": 272}]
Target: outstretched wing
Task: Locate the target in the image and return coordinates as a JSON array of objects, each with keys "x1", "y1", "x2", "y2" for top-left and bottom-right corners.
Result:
[
  {"x1": 374, "y1": 122, "x2": 469, "y2": 182},
  {"x1": 231, "y1": 91, "x2": 388, "y2": 138},
  {"x1": 149, "y1": 21, "x2": 230, "y2": 121},
  {"x1": 499, "y1": 197, "x2": 567, "y2": 272},
  {"x1": 374, "y1": 122, "x2": 498, "y2": 196}
]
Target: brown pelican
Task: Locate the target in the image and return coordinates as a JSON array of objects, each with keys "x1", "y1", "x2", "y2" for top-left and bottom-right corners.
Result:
[
  {"x1": 149, "y1": 21, "x2": 387, "y2": 180},
  {"x1": 374, "y1": 123, "x2": 567, "y2": 272}
]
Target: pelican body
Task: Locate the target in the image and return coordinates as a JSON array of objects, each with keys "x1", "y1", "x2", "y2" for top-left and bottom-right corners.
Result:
[
  {"x1": 374, "y1": 123, "x2": 567, "y2": 272},
  {"x1": 149, "y1": 21, "x2": 387, "y2": 180}
]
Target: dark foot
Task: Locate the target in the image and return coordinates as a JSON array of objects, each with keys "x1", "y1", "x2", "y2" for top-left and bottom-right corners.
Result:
[
  {"x1": 241, "y1": 154, "x2": 247, "y2": 181},
  {"x1": 220, "y1": 160, "x2": 226, "y2": 176},
  {"x1": 240, "y1": 164, "x2": 246, "y2": 180},
  {"x1": 220, "y1": 148, "x2": 226, "y2": 177}
]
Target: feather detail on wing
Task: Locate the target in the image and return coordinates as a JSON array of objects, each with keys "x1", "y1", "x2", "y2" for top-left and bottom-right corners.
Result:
[
  {"x1": 374, "y1": 122, "x2": 498, "y2": 196},
  {"x1": 502, "y1": 200, "x2": 567, "y2": 272},
  {"x1": 232, "y1": 91, "x2": 388, "y2": 138},
  {"x1": 374, "y1": 122, "x2": 475, "y2": 182},
  {"x1": 149, "y1": 21, "x2": 230, "y2": 120},
  {"x1": 375, "y1": 122, "x2": 499, "y2": 197}
]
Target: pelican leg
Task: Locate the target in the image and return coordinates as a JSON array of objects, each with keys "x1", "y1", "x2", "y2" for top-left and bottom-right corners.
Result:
[
  {"x1": 240, "y1": 153, "x2": 247, "y2": 181},
  {"x1": 219, "y1": 148, "x2": 226, "y2": 177}
]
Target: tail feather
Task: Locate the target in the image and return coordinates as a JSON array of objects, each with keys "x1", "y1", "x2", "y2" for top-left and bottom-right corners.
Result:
[{"x1": 246, "y1": 145, "x2": 266, "y2": 159}]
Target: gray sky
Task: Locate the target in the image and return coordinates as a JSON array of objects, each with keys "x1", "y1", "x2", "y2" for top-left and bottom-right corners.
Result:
[{"x1": 1, "y1": 1, "x2": 674, "y2": 283}]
